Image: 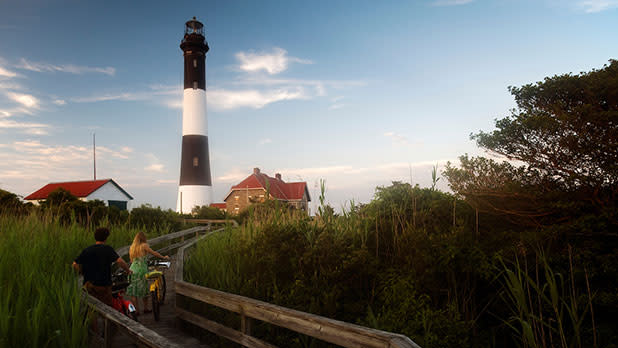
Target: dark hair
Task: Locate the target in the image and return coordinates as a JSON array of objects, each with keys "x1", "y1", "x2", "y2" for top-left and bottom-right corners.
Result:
[{"x1": 94, "y1": 227, "x2": 110, "y2": 242}]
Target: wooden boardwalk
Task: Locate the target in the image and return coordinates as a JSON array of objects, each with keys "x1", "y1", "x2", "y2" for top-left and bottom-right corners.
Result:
[
  {"x1": 105, "y1": 254, "x2": 210, "y2": 348},
  {"x1": 86, "y1": 225, "x2": 420, "y2": 348}
]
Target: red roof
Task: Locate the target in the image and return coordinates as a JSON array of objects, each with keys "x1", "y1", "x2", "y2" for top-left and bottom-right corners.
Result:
[
  {"x1": 24, "y1": 179, "x2": 133, "y2": 200},
  {"x1": 210, "y1": 203, "x2": 227, "y2": 209},
  {"x1": 227, "y1": 171, "x2": 310, "y2": 201}
]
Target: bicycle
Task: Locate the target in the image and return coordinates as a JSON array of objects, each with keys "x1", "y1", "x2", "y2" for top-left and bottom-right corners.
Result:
[
  {"x1": 145, "y1": 259, "x2": 170, "y2": 321},
  {"x1": 111, "y1": 268, "x2": 139, "y2": 321}
]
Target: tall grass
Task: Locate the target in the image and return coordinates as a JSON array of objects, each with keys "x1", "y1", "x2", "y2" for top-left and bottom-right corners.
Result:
[
  {"x1": 500, "y1": 248, "x2": 596, "y2": 348},
  {"x1": 0, "y1": 213, "x2": 158, "y2": 347}
]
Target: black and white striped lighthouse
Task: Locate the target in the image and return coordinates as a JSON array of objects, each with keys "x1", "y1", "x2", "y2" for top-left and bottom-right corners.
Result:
[{"x1": 177, "y1": 17, "x2": 212, "y2": 213}]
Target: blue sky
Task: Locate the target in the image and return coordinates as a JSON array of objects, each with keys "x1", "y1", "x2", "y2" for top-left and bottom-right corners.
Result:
[{"x1": 0, "y1": 0, "x2": 616, "y2": 213}]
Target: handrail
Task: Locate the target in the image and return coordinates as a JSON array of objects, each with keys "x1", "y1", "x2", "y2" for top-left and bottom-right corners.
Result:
[
  {"x1": 181, "y1": 218, "x2": 239, "y2": 227},
  {"x1": 116, "y1": 226, "x2": 209, "y2": 257},
  {"x1": 83, "y1": 292, "x2": 183, "y2": 348},
  {"x1": 175, "y1": 230, "x2": 421, "y2": 348}
]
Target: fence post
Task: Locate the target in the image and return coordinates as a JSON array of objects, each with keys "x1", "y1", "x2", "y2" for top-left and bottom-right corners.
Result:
[
  {"x1": 240, "y1": 313, "x2": 252, "y2": 336},
  {"x1": 104, "y1": 317, "x2": 112, "y2": 348}
]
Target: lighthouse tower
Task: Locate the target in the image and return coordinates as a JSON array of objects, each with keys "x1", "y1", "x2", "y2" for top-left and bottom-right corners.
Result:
[{"x1": 177, "y1": 17, "x2": 212, "y2": 213}]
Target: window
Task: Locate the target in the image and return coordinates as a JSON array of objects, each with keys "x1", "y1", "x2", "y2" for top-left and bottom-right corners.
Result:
[
  {"x1": 193, "y1": 157, "x2": 199, "y2": 167},
  {"x1": 193, "y1": 81, "x2": 198, "y2": 90},
  {"x1": 193, "y1": 59, "x2": 197, "y2": 68},
  {"x1": 234, "y1": 196, "x2": 239, "y2": 201}
]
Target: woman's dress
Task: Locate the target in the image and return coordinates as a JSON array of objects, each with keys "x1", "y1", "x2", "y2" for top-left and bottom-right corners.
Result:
[{"x1": 127, "y1": 256, "x2": 149, "y2": 298}]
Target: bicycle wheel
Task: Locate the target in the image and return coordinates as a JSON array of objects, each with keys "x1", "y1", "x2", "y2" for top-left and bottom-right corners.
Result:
[
  {"x1": 159, "y1": 275, "x2": 166, "y2": 305},
  {"x1": 151, "y1": 289, "x2": 160, "y2": 321}
]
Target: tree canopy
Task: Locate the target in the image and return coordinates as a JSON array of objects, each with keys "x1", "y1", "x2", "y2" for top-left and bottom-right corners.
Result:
[{"x1": 445, "y1": 60, "x2": 618, "y2": 225}]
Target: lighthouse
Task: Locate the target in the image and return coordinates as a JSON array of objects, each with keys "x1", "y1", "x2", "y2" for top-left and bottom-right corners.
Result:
[{"x1": 177, "y1": 17, "x2": 212, "y2": 213}]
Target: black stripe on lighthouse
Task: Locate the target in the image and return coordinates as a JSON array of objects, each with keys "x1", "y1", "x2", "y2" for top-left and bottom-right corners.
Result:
[{"x1": 179, "y1": 135, "x2": 211, "y2": 186}]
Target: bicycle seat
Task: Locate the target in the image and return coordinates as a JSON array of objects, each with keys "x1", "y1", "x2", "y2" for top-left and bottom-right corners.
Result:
[{"x1": 145, "y1": 270, "x2": 163, "y2": 279}]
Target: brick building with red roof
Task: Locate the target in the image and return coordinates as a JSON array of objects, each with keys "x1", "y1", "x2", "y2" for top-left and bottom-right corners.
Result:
[
  {"x1": 24, "y1": 179, "x2": 133, "y2": 210},
  {"x1": 220, "y1": 168, "x2": 311, "y2": 214}
]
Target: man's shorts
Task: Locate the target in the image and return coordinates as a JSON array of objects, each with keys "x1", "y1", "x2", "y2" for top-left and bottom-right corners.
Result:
[{"x1": 84, "y1": 281, "x2": 113, "y2": 307}]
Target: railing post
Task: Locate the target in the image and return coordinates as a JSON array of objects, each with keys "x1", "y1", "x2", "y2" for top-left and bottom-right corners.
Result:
[
  {"x1": 104, "y1": 317, "x2": 112, "y2": 348},
  {"x1": 240, "y1": 313, "x2": 252, "y2": 337}
]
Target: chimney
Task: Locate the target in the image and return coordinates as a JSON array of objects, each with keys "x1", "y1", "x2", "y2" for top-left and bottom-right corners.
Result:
[
  {"x1": 275, "y1": 173, "x2": 282, "y2": 181},
  {"x1": 253, "y1": 167, "x2": 260, "y2": 175}
]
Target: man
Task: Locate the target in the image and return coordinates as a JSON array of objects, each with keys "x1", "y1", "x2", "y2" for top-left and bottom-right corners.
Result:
[{"x1": 73, "y1": 227, "x2": 132, "y2": 306}]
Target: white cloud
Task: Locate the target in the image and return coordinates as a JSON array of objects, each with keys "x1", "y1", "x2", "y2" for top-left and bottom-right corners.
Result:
[
  {"x1": 7, "y1": 92, "x2": 39, "y2": 109},
  {"x1": 258, "y1": 138, "x2": 272, "y2": 145},
  {"x1": 329, "y1": 104, "x2": 345, "y2": 110},
  {"x1": 432, "y1": 0, "x2": 474, "y2": 6},
  {"x1": 145, "y1": 164, "x2": 164, "y2": 172},
  {"x1": 235, "y1": 47, "x2": 312, "y2": 75},
  {"x1": 384, "y1": 131, "x2": 411, "y2": 146},
  {"x1": 0, "y1": 66, "x2": 17, "y2": 78},
  {"x1": 216, "y1": 169, "x2": 251, "y2": 183},
  {"x1": 144, "y1": 153, "x2": 165, "y2": 172},
  {"x1": 53, "y1": 99, "x2": 66, "y2": 105},
  {"x1": 17, "y1": 58, "x2": 116, "y2": 76},
  {"x1": 578, "y1": 0, "x2": 618, "y2": 12},
  {"x1": 209, "y1": 87, "x2": 309, "y2": 110},
  {"x1": 0, "y1": 119, "x2": 50, "y2": 134}
]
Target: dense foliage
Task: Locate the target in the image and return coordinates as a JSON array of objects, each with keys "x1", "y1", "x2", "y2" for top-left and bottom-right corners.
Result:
[{"x1": 184, "y1": 61, "x2": 617, "y2": 348}]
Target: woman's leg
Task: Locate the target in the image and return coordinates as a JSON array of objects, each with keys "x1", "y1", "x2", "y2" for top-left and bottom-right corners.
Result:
[
  {"x1": 131, "y1": 296, "x2": 140, "y2": 313},
  {"x1": 143, "y1": 297, "x2": 151, "y2": 312}
]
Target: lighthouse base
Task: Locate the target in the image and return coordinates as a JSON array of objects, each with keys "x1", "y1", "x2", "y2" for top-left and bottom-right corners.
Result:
[{"x1": 177, "y1": 185, "x2": 212, "y2": 214}]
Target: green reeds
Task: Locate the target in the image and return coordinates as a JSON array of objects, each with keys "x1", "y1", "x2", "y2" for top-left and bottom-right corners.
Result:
[
  {"x1": 500, "y1": 248, "x2": 596, "y2": 348},
  {"x1": 0, "y1": 212, "x2": 152, "y2": 347}
]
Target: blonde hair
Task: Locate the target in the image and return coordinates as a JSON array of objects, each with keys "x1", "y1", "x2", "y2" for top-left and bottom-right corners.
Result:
[{"x1": 129, "y1": 232, "x2": 148, "y2": 261}]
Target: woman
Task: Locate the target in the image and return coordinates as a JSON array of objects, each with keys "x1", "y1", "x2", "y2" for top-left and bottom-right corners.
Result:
[{"x1": 126, "y1": 231, "x2": 170, "y2": 314}]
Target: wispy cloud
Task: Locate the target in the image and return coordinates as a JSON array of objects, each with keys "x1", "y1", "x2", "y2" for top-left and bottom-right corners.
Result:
[
  {"x1": 432, "y1": 0, "x2": 474, "y2": 6},
  {"x1": 578, "y1": 0, "x2": 618, "y2": 12},
  {"x1": 235, "y1": 47, "x2": 312, "y2": 75},
  {"x1": 0, "y1": 119, "x2": 50, "y2": 134},
  {"x1": 145, "y1": 164, "x2": 164, "y2": 172},
  {"x1": 0, "y1": 66, "x2": 17, "y2": 78},
  {"x1": 70, "y1": 48, "x2": 363, "y2": 111},
  {"x1": 144, "y1": 153, "x2": 165, "y2": 172},
  {"x1": 209, "y1": 87, "x2": 309, "y2": 110},
  {"x1": 258, "y1": 138, "x2": 272, "y2": 145},
  {"x1": 384, "y1": 131, "x2": 412, "y2": 146},
  {"x1": 17, "y1": 58, "x2": 116, "y2": 76},
  {"x1": 53, "y1": 99, "x2": 66, "y2": 105},
  {"x1": 7, "y1": 92, "x2": 39, "y2": 109}
]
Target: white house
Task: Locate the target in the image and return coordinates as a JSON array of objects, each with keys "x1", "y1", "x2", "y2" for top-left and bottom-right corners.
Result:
[{"x1": 24, "y1": 179, "x2": 133, "y2": 210}]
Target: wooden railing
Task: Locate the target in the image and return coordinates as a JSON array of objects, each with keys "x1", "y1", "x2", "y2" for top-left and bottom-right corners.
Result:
[
  {"x1": 84, "y1": 294, "x2": 183, "y2": 348},
  {"x1": 175, "y1": 231, "x2": 422, "y2": 348},
  {"x1": 85, "y1": 225, "x2": 219, "y2": 347}
]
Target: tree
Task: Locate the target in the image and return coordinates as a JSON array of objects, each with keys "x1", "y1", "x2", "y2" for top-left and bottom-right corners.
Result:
[
  {"x1": 445, "y1": 60, "x2": 618, "y2": 225},
  {"x1": 42, "y1": 188, "x2": 78, "y2": 208},
  {"x1": 0, "y1": 189, "x2": 27, "y2": 214},
  {"x1": 191, "y1": 205, "x2": 225, "y2": 219}
]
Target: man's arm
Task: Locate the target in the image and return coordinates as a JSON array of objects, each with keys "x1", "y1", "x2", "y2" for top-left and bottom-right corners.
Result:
[
  {"x1": 116, "y1": 257, "x2": 132, "y2": 274},
  {"x1": 72, "y1": 261, "x2": 81, "y2": 274}
]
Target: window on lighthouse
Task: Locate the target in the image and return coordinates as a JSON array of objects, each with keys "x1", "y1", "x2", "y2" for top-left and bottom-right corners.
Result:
[
  {"x1": 193, "y1": 59, "x2": 197, "y2": 68},
  {"x1": 193, "y1": 81, "x2": 198, "y2": 90},
  {"x1": 193, "y1": 157, "x2": 199, "y2": 167}
]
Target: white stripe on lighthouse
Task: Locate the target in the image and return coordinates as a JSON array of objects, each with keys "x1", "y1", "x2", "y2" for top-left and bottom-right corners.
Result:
[
  {"x1": 182, "y1": 88, "x2": 208, "y2": 136},
  {"x1": 177, "y1": 185, "x2": 212, "y2": 213}
]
